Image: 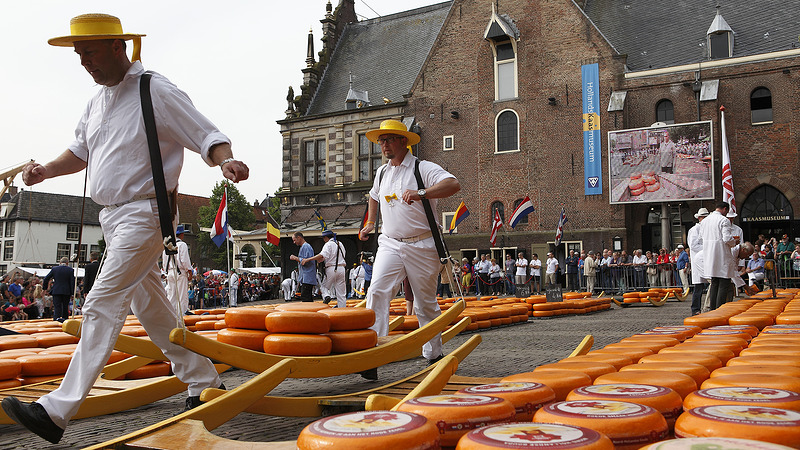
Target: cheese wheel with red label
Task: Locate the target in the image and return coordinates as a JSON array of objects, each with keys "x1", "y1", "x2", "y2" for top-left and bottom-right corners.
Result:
[
  {"x1": 567, "y1": 384, "x2": 683, "y2": 428},
  {"x1": 396, "y1": 394, "x2": 516, "y2": 447},
  {"x1": 323, "y1": 329, "x2": 377, "y2": 353},
  {"x1": 319, "y1": 307, "x2": 376, "y2": 330},
  {"x1": 674, "y1": 405, "x2": 800, "y2": 446},
  {"x1": 297, "y1": 410, "x2": 439, "y2": 450},
  {"x1": 639, "y1": 353, "x2": 723, "y2": 372},
  {"x1": 594, "y1": 370, "x2": 697, "y2": 399},
  {"x1": 458, "y1": 382, "x2": 556, "y2": 422},
  {"x1": 502, "y1": 370, "x2": 592, "y2": 402},
  {"x1": 640, "y1": 437, "x2": 796, "y2": 449},
  {"x1": 559, "y1": 354, "x2": 634, "y2": 370},
  {"x1": 619, "y1": 362, "x2": 710, "y2": 387},
  {"x1": 701, "y1": 374, "x2": 800, "y2": 393},
  {"x1": 534, "y1": 361, "x2": 616, "y2": 381},
  {"x1": 224, "y1": 308, "x2": 272, "y2": 330},
  {"x1": 263, "y1": 333, "x2": 332, "y2": 356},
  {"x1": 17, "y1": 354, "x2": 71, "y2": 376},
  {"x1": 265, "y1": 311, "x2": 330, "y2": 334},
  {"x1": 685, "y1": 387, "x2": 800, "y2": 412},
  {"x1": 532, "y1": 400, "x2": 668, "y2": 450},
  {"x1": 216, "y1": 328, "x2": 269, "y2": 351},
  {"x1": 711, "y1": 364, "x2": 800, "y2": 379},
  {"x1": 0, "y1": 359, "x2": 21, "y2": 380},
  {"x1": 455, "y1": 422, "x2": 613, "y2": 450}
]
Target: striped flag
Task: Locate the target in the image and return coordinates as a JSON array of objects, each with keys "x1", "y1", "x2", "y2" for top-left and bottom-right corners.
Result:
[
  {"x1": 720, "y1": 106, "x2": 736, "y2": 214},
  {"x1": 489, "y1": 209, "x2": 503, "y2": 246},
  {"x1": 314, "y1": 209, "x2": 328, "y2": 231},
  {"x1": 554, "y1": 207, "x2": 568, "y2": 247},
  {"x1": 509, "y1": 196, "x2": 535, "y2": 229},
  {"x1": 210, "y1": 189, "x2": 229, "y2": 247},
  {"x1": 449, "y1": 201, "x2": 470, "y2": 234},
  {"x1": 266, "y1": 222, "x2": 280, "y2": 246}
]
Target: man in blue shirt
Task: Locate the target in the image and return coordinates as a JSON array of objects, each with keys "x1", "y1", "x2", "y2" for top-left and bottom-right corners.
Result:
[
  {"x1": 289, "y1": 232, "x2": 317, "y2": 302},
  {"x1": 745, "y1": 251, "x2": 766, "y2": 290},
  {"x1": 8, "y1": 277, "x2": 23, "y2": 300},
  {"x1": 676, "y1": 245, "x2": 689, "y2": 289}
]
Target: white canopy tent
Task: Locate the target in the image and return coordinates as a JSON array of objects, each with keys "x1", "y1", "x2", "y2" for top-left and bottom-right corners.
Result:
[
  {"x1": 239, "y1": 267, "x2": 280, "y2": 275},
  {"x1": 16, "y1": 266, "x2": 85, "y2": 278}
]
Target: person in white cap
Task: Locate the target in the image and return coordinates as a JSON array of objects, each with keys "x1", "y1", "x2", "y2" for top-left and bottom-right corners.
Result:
[
  {"x1": 3, "y1": 13, "x2": 248, "y2": 444},
  {"x1": 699, "y1": 202, "x2": 738, "y2": 311},
  {"x1": 687, "y1": 207, "x2": 709, "y2": 314},
  {"x1": 302, "y1": 230, "x2": 347, "y2": 308}
]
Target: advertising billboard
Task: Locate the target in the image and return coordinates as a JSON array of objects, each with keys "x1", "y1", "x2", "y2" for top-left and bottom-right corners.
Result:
[{"x1": 608, "y1": 121, "x2": 714, "y2": 204}]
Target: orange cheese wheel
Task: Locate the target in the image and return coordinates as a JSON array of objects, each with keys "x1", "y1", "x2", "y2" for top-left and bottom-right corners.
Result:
[
  {"x1": 606, "y1": 341, "x2": 668, "y2": 352},
  {"x1": 593, "y1": 370, "x2": 697, "y2": 399},
  {"x1": 639, "y1": 353, "x2": 723, "y2": 372},
  {"x1": 106, "y1": 350, "x2": 131, "y2": 365},
  {"x1": 213, "y1": 320, "x2": 227, "y2": 330},
  {"x1": 695, "y1": 329, "x2": 753, "y2": 342},
  {"x1": 729, "y1": 313, "x2": 774, "y2": 329},
  {"x1": 17, "y1": 354, "x2": 71, "y2": 376},
  {"x1": 216, "y1": 328, "x2": 270, "y2": 351},
  {"x1": 678, "y1": 339, "x2": 745, "y2": 355},
  {"x1": 126, "y1": 362, "x2": 172, "y2": 379},
  {"x1": 684, "y1": 314, "x2": 730, "y2": 329},
  {"x1": 650, "y1": 326, "x2": 702, "y2": 340},
  {"x1": 265, "y1": 311, "x2": 331, "y2": 334},
  {"x1": 674, "y1": 405, "x2": 800, "y2": 446},
  {"x1": 194, "y1": 320, "x2": 217, "y2": 331},
  {"x1": 0, "y1": 348, "x2": 43, "y2": 359},
  {"x1": 458, "y1": 382, "x2": 556, "y2": 422},
  {"x1": 559, "y1": 354, "x2": 634, "y2": 370},
  {"x1": 707, "y1": 324, "x2": 760, "y2": 338},
  {"x1": 620, "y1": 335, "x2": 681, "y2": 347},
  {"x1": 297, "y1": 410, "x2": 439, "y2": 450},
  {"x1": 181, "y1": 315, "x2": 207, "y2": 326},
  {"x1": 640, "y1": 437, "x2": 797, "y2": 449},
  {"x1": 396, "y1": 394, "x2": 516, "y2": 447},
  {"x1": 263, "y1": 333, "x2": 332, "y2": 356},
  {"x1": 750, "y1": 336, "x2": 800, "y2": 346},
  {"x1": 396, "y1": 315, "x2": 420, "y2": 331},
  {"x1": 740, "y1": 345, "x2": 800, "y2": 358},
  {"x1": 727, "y1": 355, "x2": 800, "y2": 367},
  {"x1": 711, "y1": 364, "x2": 800, "y2": 379},
  {"x1": 0, "y1": 359, "x2": 21, "y2": 380},
  {"x1": 0, "y1": 335, "x2": 38, "y2": 351},
  {"x1": 685, "y1": 387, "x2": 800, "y2": 412},
  {"x1": 0, "y1": 378, "x2": 22, "y2": 389},
  {"x1": 532, "y1": 400, "x2": 668, "y2": 450},
  {"x1": 588, "y1": 347, "x2": 654, "y2": 363},
  {"x1": 224, "y1": 308, "x2": 272, "y2": 330},
  {"x1": 658, "y1": 346, "x2": 735, "y2": 364},
  {"x1": 567, "y1": 383, "x2": 683, "y2": 428},
  {"x1": 455, "y1": 422, "x2": 614, "y2": 450},
  {"x1": 20, "y1": 375, "x2": 62, "y2": 385},
  {"x1": 275, "y1": 302, "x2": 330, "y2": 312},
  {"x1": 619, "y1": 362, "x2": 710, "y2": 387},
  {"x1": 323, "y1": 329, "x2": 377, "y2": 353},
  {"x1": 534, "y1": 361, "x2": 616, "y2": 382},
  {"x1": 502, "y1": 369, "x2": 592, "y2": 402},
  {"x1": 319, "y1": 307, "x2": 376, "y2": 331},
  {"x1": 33, "y1": 332, "x2": 79, "y2": 348},
  {"x1": 700, "y1": 374, "x2": 800, "y2": 393}
]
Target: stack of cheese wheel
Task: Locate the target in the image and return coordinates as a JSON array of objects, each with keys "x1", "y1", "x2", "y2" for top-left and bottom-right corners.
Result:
[
  {"x1": 320, "y1": 308, "x2": 378, "y2": 353},
  {"x1": 566, "y1": 384, "x2": 683, "y2": 429},
  {"x1": 264, "y1": 309, "x2": 332, "y2": 356},
  {"x1": 458, "y1": 382, "x2": 556, "y2": 421},
  {"x1": 502, "y1": 369, "x2": 592, "y2": 402},
  {"x1": 218, "y1": 307, "x2": 273, "y2": 351},
  {"x1": 640, "y1": 437, "x2": 796, "y2": 449},
  {"x1": 297, "y1": 410, "x2": 440, "y2": 449},
  {"x1": 628, "y1": 173, "x2": 645, "y2": 196},
  {"x1": 642, "y1": 171, "x2": 660, "y2": 192},
  {"x1": 533, "y1": 400, "x2": 668, "y2": 450},
  {"x1": 16, "y1": 353, "x2": 71, "y2": 385},
  {"x1": 455, "y1": 422, "x2": 614, "y2": 450},
  {"x1": 395, "y1": 394, "x2": 516, "y2": 447},
  {"x1": 674, "y1": 405, "x2": 800, "y2": 446},
  {"x1": 685, "y1": 387, "x2": 800, "y2": 412},
  {"x1": 532, "y1": 297, "x2": 611, "y2": 317},
  {"x1": 0, "y1": 358, "x2": 22, "y2": 389}
]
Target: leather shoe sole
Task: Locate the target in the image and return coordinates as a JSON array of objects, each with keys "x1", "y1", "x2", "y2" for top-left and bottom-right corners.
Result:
[
  {"x1": 358, "y1": 368, "x2": 378, "y2": 380},
  {"x1": 1, "y1": 397, "x2": 64, "y2": 444}
]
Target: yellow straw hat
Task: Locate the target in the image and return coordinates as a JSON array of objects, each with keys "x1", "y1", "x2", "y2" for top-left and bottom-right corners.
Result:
[
  {"x1": 365, "y1": 119, "x2": 420, "y2": 146},
  {"x1": 48, "y1": 13, "x2": 145, "y2": 62}
]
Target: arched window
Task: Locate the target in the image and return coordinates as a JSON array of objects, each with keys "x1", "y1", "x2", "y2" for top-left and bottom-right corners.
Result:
[
  {"x1": 741, "y1": 185, "x2": 792, "y2": 220},
  {"x1": 491, "y1": 201, "x2": 505, "y2": 223},
  {"x1": 750, "y1": 87, "x2": 773, "y2": 124},
  {"x1": 512, "y1": 198, "x2": 529, "y2": 224},
  {"x1": 496, "y1": 110, "x2": 519, "y2": 153},
  {"x1": 656, "y1": 99, "x2": 674, "y2": 124}
]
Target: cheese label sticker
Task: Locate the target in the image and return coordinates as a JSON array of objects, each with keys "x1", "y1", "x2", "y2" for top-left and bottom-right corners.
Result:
[
  {"x1": 462, "y1": 382, "x2": 546, "y2": 394},
  {"x1": 575, "y1": 384, "x2": 670, "y2": 398},
  {"x1": 690, "y1": 405, "x2": 800, "y2": 426},
  {"x1": 405, "y1": 394, "x2": 504, "y2": 407},
  {"x1": 466, "y1": 423, "x2": 603, "y2": 448},
  {"x1": 697, "y1": 387, "x2": 800, "y2": 402},
  {"x1": 546, "y1": 400, "x2": 653, "y2": 418},
  {"x1": 308, "y1": 411, "x2": 428, "y2": 437}
]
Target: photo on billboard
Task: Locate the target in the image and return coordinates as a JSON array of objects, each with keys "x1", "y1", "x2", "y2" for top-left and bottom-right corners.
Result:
[{"x1": 608, "y1": 120, "x2": 714, "y2": 204}]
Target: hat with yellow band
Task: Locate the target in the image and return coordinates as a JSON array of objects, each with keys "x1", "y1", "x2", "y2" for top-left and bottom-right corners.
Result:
[{"x1": 48, "y1": 13, "x2": 145, "y2": 62}]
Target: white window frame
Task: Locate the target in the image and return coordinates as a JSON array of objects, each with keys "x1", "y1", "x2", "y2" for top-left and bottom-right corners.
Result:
[
  {"x1": 3, "y1": 240, "x2": 12, "y2": 261},
  {"x1": 66, "y1": 223, "x2": 80, "y2": 241},
  {"x1": 443, "y1": 135, "x2": 454, "y2": 152},
  {"x1": 443, "y1": 212, "x2": 457, "y2": 234},
  {"x1": 492, "y1": 40, "x2": 518, "y2": 101},
  {"x1": 494, "y1": 109, "x2": 520, "y2": 153}
]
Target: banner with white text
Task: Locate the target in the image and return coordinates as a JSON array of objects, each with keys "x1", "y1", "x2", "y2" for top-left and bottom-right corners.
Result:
[{"x1": 582, "y1": 63, "x2": 602, "y2": 195}]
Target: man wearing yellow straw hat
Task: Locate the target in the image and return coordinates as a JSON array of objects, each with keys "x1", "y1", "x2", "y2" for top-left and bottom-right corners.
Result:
[
  {"x1": 358, "y1": 119, "x2": 460, "y2": 378},
  {"x1": 2, "y1": 14, "x2": 248, "y2": 444}
]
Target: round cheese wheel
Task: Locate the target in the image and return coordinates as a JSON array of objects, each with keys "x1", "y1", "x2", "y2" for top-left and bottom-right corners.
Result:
[
  {"x1": 640, "y1": 437, "x2": 796, "y2": 449},
  {"x1": 727, "y1": 355, "x2": 800, "y2": 367},
  {"x1": 606, "y1": 341, "x2": 668, "y2": 352},
  {"x1": 678, "y1": 339, "x2": 745, "y2": 355},
  {"x1": 567, "y1": 383, "x2": 682, "y2": 428},
  {"x1": 323, "y1": 329, "x2": 377, "y2": 353},
  {"x1": 707, "y1": 324, "x2": 760, "y2": 338},
  {"x1": 639, "y1": 352, "x2": 723, "y2": 372},
  {"x1": 620, "y1": 335, "x2": 681, "y2": 347},
  {"x1": 33, "y1": 332, "x2": 79, "y2": 348},
  {"x1": 700, "y1": 374, "x2": 800, "y2": 393},
  {"x1": 740, "y1": 345, "x2": 800, "y2": 358},
  {"x1": 645, "y1": 182, "x2": 661, "y2": 192},
  {"x1": 502, "y1": 370, "x2": 592, "y2": 402},
  {"x1": 534, "y1": 361, "x2": 616, "y2": 381},
  {"x1": 396, "y1": 394, "x2": 516, "y2": 447},
  {"x1": 0, "y1": 359, "x2": 22, "y2": 380},
  {"x1": 455, "y1": 422, "x2": 613, "y2": 450},
  {"x1": 629, "y1": 186, "x2": 646, "y2": 196},
  {"x1": 194, "y1": 320, "x2": 217, "y2": 331},
  {"x1": 216, "y1": 328, "x2": 269, "y2": 352},
  {"x1": 397, "y1": 315, "x2": 420, "y2": 331},
  {"x1": 458, "y1": 382, "x2": 556, "y2": 422},
  {"x1": 275, "y1": 302, "x2": 330, "y2": 312},
  {"x1": 685, "y1": 387, "x2": 800, "y2": 412},
  {"x1": 593, "y1": 370, "x2": 697, "y2": 399},
  {"x1": 106, "y1": 350, "x2": 131, "y2": 365},
  {"x1": 695, "y1": 329, "x2": 753, "y2": 342},
  {"x1": 17, "y1": 354, "x2": 71, "y2": 376},
  {"x1": 265, "y1": 311, "x2": 331, "y2": 334},
  {"x1": 711, "y1": 364, "x2": 800, "y2": 379},
  {"x1": 0, "y1": 378, "x2": 22, "y2": 389},
  {"x1": 319, "y1": 307, "x2": 376, "y2": 330},
  {"x1": 750, "y1": 336, "x2": 800, "y2": 346},
  {"x1": 619, "y1": 362, "x2": 710, "y2": 387},
  {"x1": 588, "y1": 347, "x2": 654, "y2": 363},
  {"x1": 263, "y1": 333, "x2": 332, "y2": 356},
  {"x1": 559, "y1": 354, "x2": 634, "y2": 370},
  {"x1": 674, "y1": 405, "x2": 800, "y2": 446},
  {"x1": 685, "y1": 334, "x2": 749, "y2": 349},
  {"x1": 19, "y1": 375, "x2": 61, "y2": 385},
  {"x1": 297, "y1": 410, "x2": 439, "y2": 450},
  {"x1": 729, "y1": 313, "x2": 774, "y2": 329},
  {"x1": 224, "y1": 308, "x2": 272, "y2": 330},
  {"x1": 650, "y1": 326, "x2": 702, "y2": 340},
  {"x1": 532, "y1": 400, "x2": 668, "y2": 450},
  {"x1": 0, "y1": 335, "x2": 38, "y2": 351},
  {"x1": 658, "y1": 346, "x2": 735, "y2": 364},
  {"x1": 126, "y1": 362, "x2": 171, "y2": 379},
  {"x1": 213, "y1": 320, "x2": 227, "y2": 330},
  {"x1": 684, "y1": 314, "x2": 730, "y2": 329}
]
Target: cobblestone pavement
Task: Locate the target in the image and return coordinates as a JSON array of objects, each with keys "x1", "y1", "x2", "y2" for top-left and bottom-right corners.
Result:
[{"x1": 1, "y1": 298, "x2": 693, "y2": 448}]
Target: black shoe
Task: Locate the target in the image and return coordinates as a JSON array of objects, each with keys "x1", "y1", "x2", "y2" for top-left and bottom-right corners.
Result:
[
  {"x1": 1, "y1": 397, "x2": 64, "y2": 444},
  {"x1": 183, "y1": 383, "x2": 226, "y2": 412},
  {"x1": 427, "y1": 354, "x2": 445, "y2": 366},
  {"x1": 359, "y1": 368, "x2": 378, "y2": 380},
  {"x1": 322, "y1": 297, "x2": 332, "y2": 304}
]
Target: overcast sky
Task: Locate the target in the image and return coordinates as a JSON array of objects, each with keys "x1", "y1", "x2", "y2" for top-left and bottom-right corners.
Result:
[{"x1": 1, "y1": 0, "x2": 440, "y2": 205}]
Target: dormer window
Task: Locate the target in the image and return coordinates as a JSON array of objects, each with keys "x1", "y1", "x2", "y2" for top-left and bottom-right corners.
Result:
[
  {"x1": 484, "y1": 7, "x2": 519, "y2": 101},
  {"x1": 706, "y1": 7, "x2": 734, "y2": 59}
]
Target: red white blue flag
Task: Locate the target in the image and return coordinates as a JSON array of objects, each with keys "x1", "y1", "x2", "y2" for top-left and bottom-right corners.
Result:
[
  {"x1": 720, "y1": 106, "x2": 736, "y2": 214},
  {"x1": 509, "y1": 196, "x2": 534, "y2": 229},
  {"x1": 554, "y1": 207, "x2": 568, "y2": 247},
  {"x1": 210, "y1": 189, "x2": 229, "y2": 247}
]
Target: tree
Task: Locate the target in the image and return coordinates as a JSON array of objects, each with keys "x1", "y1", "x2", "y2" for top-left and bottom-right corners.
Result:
[{"x1": 197, "y1": 181, "x2": 256, "y2": 268}]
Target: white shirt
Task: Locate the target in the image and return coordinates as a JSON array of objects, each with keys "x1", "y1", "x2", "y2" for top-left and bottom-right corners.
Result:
[
  {"x1": 489, "y1": 263, "x2": 501, "y2": 278},
  {"x1": 632, "y1": 254, "x2": 647, "y2": 265},
  {"x1": 529, "y1": 259, "x2": 542, "y2": 276},
  {"x1": 546, "y1": 257, "x2": 559, "y2": 274},
  {"x1": 369, "y1": 152, "x2": 455, "y2": 239},
  {"x1": 476, "y1": 259, "x2": 491, "y2": 274},
  {"x1": 320, "y1": 239, "x2": 346, "y2": 267},
  {"x1": 229, "y1": 273, "x2": 239, "y2": 289},
  {"x1": 69, "y1": 61, "x2": 229, "y2": 206},
  {"x1": 516, "y1": 258, "x2": 528, "y2": 276},
  {"x1": 162, "y1": 239, "x2": 191, "y2": 274},
  {"x1": 688, "y1": 222, "x2": 705, "y2": 283},
  {"x1": 699, "y1": 211, "x2": 735, "y2": 278}
]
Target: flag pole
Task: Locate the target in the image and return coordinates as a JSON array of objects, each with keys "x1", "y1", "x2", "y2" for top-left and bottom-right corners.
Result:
[{"x1": 225, "y1": 186, "x2": 231, "y2": 306}]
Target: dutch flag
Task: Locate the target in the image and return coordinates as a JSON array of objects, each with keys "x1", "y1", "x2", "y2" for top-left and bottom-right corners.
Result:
[
  {"x1": 210, "y1": 189, "x2": 229, "y2": 247},
  {"x1": 509, "y1": 196, "x2": 535, "y2": 229}
]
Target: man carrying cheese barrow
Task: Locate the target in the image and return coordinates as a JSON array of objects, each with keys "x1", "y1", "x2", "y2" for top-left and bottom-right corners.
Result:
[
  {"x1": 2, "y1": 14, "x2": 248, "y2": 444},
  {"x1": 359, "y1": 120, "x2": 460, "y2": 379}
]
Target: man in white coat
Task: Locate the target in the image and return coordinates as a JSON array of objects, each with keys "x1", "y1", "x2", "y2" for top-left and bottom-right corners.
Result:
[
  {"x1": 700, "y1": 202, "x2": 738, "y2": 311},
  {"x1": 163, "y1": 225, "x2": 193, "y2": 315},
  {"x1": 687, "y1": 208, "x2": 709, "y2": 315},
  {"x1": 303, "y1": 230, "x2": 347, "y2": 308}
]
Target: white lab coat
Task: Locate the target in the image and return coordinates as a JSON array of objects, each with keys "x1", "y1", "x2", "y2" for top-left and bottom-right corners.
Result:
[
  {"x1": 687, "y1": 223, "x2": 705, "y2": 284},
  {"x1": 700, "y1": 211, "x2": 736, "y2": 278}
]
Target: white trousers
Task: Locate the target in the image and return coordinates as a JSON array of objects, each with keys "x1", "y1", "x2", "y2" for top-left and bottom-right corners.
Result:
[
  {"x1": 38, "y1": 200, "x2": 220, "y2": 429},
  {"x1": 323, "y1": 266, "x2": 347, "y2": 308},
  {"x1": 165, "y1": 269, "x2": 189, "y2": 314},
  {"x1": 366, "y1": 234, "x2": 442, "y2": 359},
  {"x1": 229, "y1": 286, "x2": 238, "y2": 306},
  {"x1": 281, "y1": 278, "x2": 293, "y2": 301}
]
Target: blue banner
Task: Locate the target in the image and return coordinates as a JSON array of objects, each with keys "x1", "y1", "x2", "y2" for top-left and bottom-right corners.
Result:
[{"x1": 582, "y1": 63, "x2": 602, "y2": 195}]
